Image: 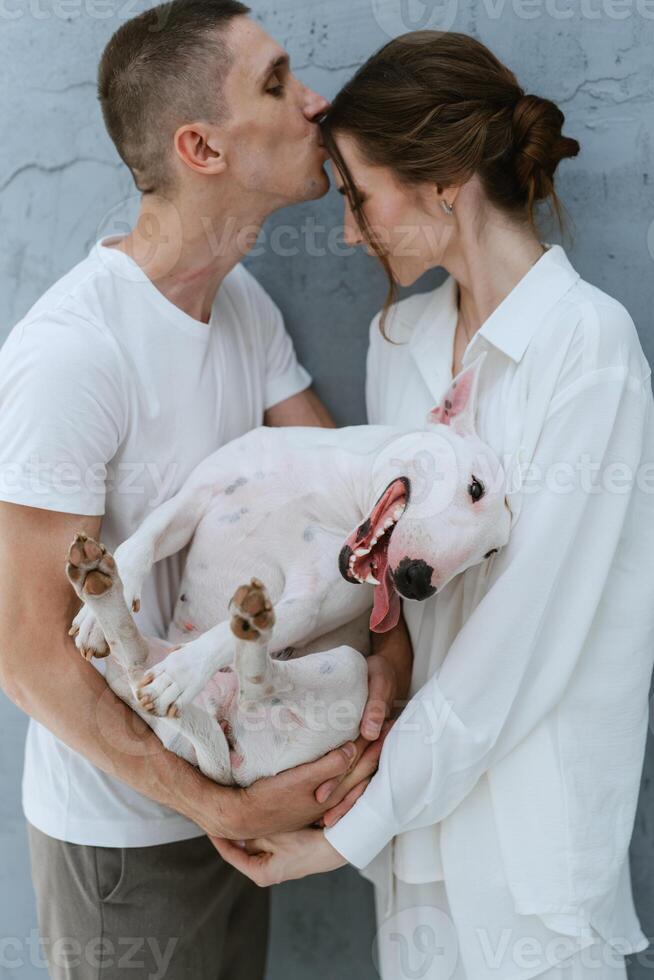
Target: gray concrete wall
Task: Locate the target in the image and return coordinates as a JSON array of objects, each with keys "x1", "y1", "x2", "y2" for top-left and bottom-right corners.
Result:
[{"x1": 1, "y1": 1, "x2": 653, "y2": 977}]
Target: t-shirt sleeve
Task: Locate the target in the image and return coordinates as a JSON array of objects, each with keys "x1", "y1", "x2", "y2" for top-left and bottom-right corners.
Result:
[
  {"x1": 0, "y1": 312, "x2": 127, "y2": 516},
  {"x1": 237, "y1": 265, "x2": 312, "y2": 411}
]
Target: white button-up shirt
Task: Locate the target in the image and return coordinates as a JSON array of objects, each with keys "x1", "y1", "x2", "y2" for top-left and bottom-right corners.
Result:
[{"x1": 325, "y1": 245, "x2": 654, "y2": 972}]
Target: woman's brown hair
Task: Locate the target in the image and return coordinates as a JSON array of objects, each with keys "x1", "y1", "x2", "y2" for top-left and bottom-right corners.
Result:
[{"x1": 320, "y1": 31, "x2": 580, "y2": 332}]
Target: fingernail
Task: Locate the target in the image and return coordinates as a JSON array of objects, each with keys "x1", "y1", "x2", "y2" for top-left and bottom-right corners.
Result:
[
  {"x1": 363, "y1": 723, "x2": 379, "y2": 739},
  {"x1": 343, "y1": 743, "x2": 356, "y2": 760}
]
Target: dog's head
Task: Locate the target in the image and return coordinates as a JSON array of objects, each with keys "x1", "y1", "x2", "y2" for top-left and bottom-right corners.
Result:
[{"x1": 339, "y1": 353, "x2": 513, "y2": 631}]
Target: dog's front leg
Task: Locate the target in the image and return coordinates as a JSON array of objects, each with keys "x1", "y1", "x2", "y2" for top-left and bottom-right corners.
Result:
[
  {"x1": 135, "y1": 592, "x2": 322, "y2": 718},
  {"x1": 135, "y1": 621, "x2": 236, "y2": 717}
]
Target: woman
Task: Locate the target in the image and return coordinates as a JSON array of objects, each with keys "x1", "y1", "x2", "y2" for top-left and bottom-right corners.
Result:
[{"x1": 215, "y1": 31, "x2": 654, "y2": 979}]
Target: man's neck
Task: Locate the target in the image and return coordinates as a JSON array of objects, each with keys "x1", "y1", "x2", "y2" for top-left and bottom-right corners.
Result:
[{"x1": 111, "y1": 191, "x2": 271, "y2": 324}]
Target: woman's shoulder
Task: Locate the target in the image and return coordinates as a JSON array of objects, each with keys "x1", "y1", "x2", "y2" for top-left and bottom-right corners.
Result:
[{"x1": 535, "y1": 275, "x2": 651, "y2": 387}]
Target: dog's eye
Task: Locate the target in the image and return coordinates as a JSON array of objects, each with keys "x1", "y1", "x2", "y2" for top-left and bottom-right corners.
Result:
[
  {"x1": 468, "y1": 476, "x2": 485, "y2": 503},
  {"x1": 484, "y1": 548, "x2": 498, "y2": 559}
]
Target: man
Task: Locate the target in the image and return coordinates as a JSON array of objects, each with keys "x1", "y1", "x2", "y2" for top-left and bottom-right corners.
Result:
[{"x1": 0, "y1": 2, "x2": 412, "y2": 977}]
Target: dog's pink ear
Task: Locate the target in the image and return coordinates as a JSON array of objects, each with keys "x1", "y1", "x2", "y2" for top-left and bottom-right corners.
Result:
[{"x1": 427, "y1": 352, "x2": 486, "y2": 438}]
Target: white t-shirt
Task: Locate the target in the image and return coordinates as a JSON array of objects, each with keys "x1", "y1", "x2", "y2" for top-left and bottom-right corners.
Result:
[{"x1": 0, "y1": 237, "x2": 311, "y2": 847}]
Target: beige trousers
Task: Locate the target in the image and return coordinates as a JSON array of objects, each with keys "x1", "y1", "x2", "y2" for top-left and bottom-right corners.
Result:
[{"x1": 27, "y1": 823, "x2": 269, "y2": 980}]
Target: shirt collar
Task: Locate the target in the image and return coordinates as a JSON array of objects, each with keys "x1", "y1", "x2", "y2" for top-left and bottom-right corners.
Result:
[{"x1": 404, "y1": 244, "x2": 580, "y2": 400}]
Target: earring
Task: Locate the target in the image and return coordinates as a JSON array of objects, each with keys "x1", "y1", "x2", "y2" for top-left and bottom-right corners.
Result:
[{"x1": 441, "y1": 199, "x2": 454, "y2": 215}]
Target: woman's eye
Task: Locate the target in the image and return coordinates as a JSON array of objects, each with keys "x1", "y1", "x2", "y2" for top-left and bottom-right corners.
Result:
[
  {"x1": 266, "y1": 84, "x2": 285, "y2": 98},
  {"x1": 468, "y1": 476, "x2": 485, "y2": 502}
]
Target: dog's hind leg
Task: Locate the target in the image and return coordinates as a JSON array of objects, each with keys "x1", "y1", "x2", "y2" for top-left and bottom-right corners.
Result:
[
  {"x1": 66, "y1": 533, "x2": 232, "y2": 784},
  {"x1": 66, "y1": 533, "x2": 153, "y2": 688}
]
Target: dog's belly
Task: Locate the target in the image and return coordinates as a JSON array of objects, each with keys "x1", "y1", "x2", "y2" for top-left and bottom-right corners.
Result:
[
  {"x1": 167, "y1": 489, "x2": 346, "y2": 643},
  {"x1": 226, "y1": 648, "x2": 368, "y2": 787}
]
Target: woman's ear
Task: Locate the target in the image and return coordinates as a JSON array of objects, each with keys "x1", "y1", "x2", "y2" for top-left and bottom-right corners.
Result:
[{"x1": 426, "y1": 351, "x2": 487, "y2": 438}]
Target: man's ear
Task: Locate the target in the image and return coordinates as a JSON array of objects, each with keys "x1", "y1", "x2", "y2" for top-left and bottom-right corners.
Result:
[
  {"x1": 174, "y1": 123, "x2": 228, "y2": 177},
  {"x1": 426, "y1": 351, "x2": 487, "y2": 438}
]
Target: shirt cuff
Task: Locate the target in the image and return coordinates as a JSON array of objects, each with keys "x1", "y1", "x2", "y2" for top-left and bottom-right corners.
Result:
[
  {"x1": 324, "y1": 794, "x2": 397, "y2": 870},
  {"x1": 264, "y1": 363, "x2": 312, "y2": 411}
]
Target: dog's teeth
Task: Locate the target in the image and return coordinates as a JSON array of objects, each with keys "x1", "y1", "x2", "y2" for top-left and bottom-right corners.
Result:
[
  {"x1": 393, "y1": 507, "x2": 405, "y2": 520},
  {"x1": 371, "y1": 536, "x2": 378, "y2": 546},
  {"x1": 384, "y1": 519, "x2": 393, "y2": 529},
  {"x1": 365, "y1": 573, "x2": 380, "y2": 585},
  {"x1": 354, "y1": 547, "x2": 370, "y2": 557}
]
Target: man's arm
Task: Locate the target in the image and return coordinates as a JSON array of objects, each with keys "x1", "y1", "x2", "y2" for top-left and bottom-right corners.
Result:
[
  {"x1": 264, "y1": 387, "x2": 336, "y2": 428},
  {"x1": 0, "y1": 501, "x2": 377, "y2": 839}
]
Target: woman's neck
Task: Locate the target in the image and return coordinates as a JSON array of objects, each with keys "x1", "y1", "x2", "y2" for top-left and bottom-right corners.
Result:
[{"x1": 446, "y1": 222, "x2": 547, "y2": 341}]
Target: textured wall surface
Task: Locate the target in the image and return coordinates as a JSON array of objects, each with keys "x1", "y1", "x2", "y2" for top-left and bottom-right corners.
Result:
[{"x1": 1, "y1": 0, "x2": 653, "y2": 977}]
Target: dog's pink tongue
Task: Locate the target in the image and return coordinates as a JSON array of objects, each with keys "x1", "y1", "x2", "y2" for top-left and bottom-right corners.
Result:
[{"x1": 370, "y1": 566, "x2": 401, "y2": 633}]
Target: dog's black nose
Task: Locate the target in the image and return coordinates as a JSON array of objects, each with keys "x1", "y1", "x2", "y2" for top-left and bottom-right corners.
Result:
[{"x1": 393, "y1": 558, "x2": 436, "y2": 601}]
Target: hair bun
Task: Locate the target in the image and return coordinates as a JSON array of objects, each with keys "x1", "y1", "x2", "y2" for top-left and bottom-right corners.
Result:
[{"x1": 512, "y1": 93, "x2": 579, "y2": 202}]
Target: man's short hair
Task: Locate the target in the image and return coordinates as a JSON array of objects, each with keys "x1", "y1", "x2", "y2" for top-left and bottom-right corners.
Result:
[{"x1": 98, "y1": 0, "x2": 250, "y2": 196}]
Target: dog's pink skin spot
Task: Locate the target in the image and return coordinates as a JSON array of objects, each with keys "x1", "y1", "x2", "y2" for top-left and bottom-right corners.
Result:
[
  {"x1": 281, "y1": 708, "x2": 305, "y2": 728},
  {"x1": 230, "y1": 751, "x2": 245, "y2": 768},
  {"x1": 182, "y1": 621, "x2": 196, "y2": 632}
]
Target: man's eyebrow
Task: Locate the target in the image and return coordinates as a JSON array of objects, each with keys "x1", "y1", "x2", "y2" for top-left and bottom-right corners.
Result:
[{"x1": 258, "y1": 53, "x2": 290, "y2": 85}]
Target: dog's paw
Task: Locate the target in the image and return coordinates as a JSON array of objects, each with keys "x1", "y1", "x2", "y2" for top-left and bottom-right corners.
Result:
[
  {"x1": 66, "y1": 534, "x2": 119, "y2": 659},
  {"x1": 135, "y1": 646, "x2": 194, "y2": 718},
  {"x1": 229, "y1": 578, "x2": 275, "y2": 641}
]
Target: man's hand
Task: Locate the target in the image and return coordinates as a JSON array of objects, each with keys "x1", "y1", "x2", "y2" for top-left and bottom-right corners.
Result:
[{"x1": 210, "y1": 733, "x2": 388, "y2": 840}]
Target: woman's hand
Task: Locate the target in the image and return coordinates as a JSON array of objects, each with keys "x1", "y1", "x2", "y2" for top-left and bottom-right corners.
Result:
[
  {"x1": 314, "y1": 612, "x2": 413, "y2": 828},
  {"x1": 360, "y1": 611, "x2": 413, "y2": 740},
  {"x1": 210, "y1": 828, "x2": 346, "y2": 887}
]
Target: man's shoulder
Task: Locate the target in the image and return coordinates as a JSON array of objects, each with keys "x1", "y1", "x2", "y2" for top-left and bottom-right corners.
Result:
[
  {"x1": 19, "y1": 247, "x2": 109, "y2": 326},
  {"x1": 2, "y1": 253, "x2": 124, "y2": 380},
  {"x1": 218, "y1": 262, "x2": 281, "y2": 325}
]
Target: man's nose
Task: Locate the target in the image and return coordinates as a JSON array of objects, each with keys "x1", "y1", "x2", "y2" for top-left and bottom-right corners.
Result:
[
  {"x1": 393, "y1": 559, "x2": 437, "y2": 601},
  {"x1": 302, "y1": 85, "x2": 330, "y2": 123}
]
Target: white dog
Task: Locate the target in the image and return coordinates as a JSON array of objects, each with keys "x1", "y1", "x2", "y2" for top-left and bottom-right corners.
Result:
[{"x1": 66, "y1": 355, "x2": 512, "y2": 787}]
